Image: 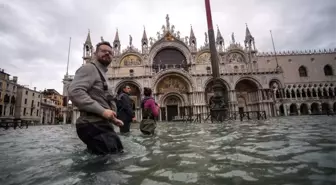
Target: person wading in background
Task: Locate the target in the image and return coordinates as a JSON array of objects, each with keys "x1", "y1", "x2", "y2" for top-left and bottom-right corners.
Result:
[
  {"x1": 116, "y1": 85, "x2": 135, "y2": 134},
  {"x1": 140, "y1": 87, "x2": 160, "y2": 135},
  {"x1": 68, "y1": 41, "x2": 124, "y2": 155}
]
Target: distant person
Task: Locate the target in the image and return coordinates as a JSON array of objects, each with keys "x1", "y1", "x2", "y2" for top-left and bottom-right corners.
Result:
[
  {"x1": 68, "y1": 41, "x2": 124, "y2": 155},
  {"x1": 116, "y1": 85, "x2": 135, "y2": 134},
  {"x1": 140, "y1": 87, "x2": 160, "y2": 135}
]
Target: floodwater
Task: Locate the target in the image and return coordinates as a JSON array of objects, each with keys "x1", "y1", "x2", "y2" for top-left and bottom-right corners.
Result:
[{"x1": 0, "y1": 116, "x2": 335, "y2": 185}]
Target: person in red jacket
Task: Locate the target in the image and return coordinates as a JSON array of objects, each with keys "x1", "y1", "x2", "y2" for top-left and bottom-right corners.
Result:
[{"x1": 140, "y1": 87, "x2": 160, "y2": 135}]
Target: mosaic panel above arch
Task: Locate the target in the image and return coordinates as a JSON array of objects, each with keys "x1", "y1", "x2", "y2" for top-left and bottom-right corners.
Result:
[
  {"x1": 152, "y1": 69, "x2": 195, "y2": 92},
  {"x1": 156, "y1": 75, "x2": 189, "y2": 94},
  {"x1": 196, "y1": 52, "x2": 211, "y2": 64},
  {"x1": 227, "y1": 52, "x2": 246, "y2": 63},
  {"x1": 120, "y1": 54, "x2": 142, "y2": 67}
]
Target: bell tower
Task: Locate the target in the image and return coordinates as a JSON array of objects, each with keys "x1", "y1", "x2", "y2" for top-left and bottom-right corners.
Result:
[
  {"x1": 113, "y1": 29, "x2": 121, "y2": 56},
  {"x1": 189, "y1": 25, "x2": 197, "y2": 52},
  {"x1": 141, "y1": 26, "x2": 148, "y2": 54},
  {"x1": 216, "y1": 25, "x2": 224, "y2": 52},
  {"x1": 83, "y1": 30, "x2": 93, "y2": 64},
  {"x1": 244, "y1": 24, "x2": 256, "y2": 53},
  {"x1": 244, "y1": 24, "x2": 257, "y2": 63}
]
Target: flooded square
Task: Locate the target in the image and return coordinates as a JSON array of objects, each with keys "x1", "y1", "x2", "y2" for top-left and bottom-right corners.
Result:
[{"x1": 0, "y1": 116, "x2": 335, "y2": 185}]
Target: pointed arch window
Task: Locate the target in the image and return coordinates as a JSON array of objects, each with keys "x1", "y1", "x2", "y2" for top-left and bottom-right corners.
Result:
[
  {"x1": 298, "y1": 66, "x2": 308, "y2": 77},
  {"x1": 324, "y1": 65, "x2": 333, "y2": 76}
]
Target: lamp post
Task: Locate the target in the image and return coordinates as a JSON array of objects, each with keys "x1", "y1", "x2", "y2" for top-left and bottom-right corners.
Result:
[{"x1": 204, "y1": 0, "x2": 228, "y2": 121}]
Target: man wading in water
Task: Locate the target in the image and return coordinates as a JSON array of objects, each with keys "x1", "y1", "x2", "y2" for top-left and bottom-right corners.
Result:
[
  {"x1": 116, "y1": 85, "x2": 135, "y2": 134},
  {"x1": 68, "y1": 41, "x2": 124, "y2": 155},
  {"x1": 140, "y1": 87, "x2": 160, "y2": 135}
]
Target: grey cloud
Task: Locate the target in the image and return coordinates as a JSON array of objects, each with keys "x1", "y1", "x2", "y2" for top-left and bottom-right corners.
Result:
[{"x1": 0, "y1": 0, "x2": 335, "y2": 93}]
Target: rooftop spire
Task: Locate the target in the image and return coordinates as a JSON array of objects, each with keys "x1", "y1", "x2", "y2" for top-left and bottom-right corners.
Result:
[
  {"x1": 190, "y1": 25, "x2": 195, "y2": 39},
  {"x1": 114, "y1": 28, "x2": 120, "y2": 42},
  {"x1": 244, "y1": 23, "x2": 254, "y2": 42},
  {"x1": 84, "y1": 29, "x2": 92, "y2": 45},
  {"x1": 216, "y1": 25, "x2": 224, "y2": 44},
  {"x1": 141, "y1": 26, "x2": 148, "y2": 44}
]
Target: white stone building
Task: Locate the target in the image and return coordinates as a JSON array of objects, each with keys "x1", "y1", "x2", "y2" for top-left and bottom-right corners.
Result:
[
  {"x1": 15, "y1": 86, "x2": 42, "y2": 124},
  {"x1": 40, "y1": 97, "x2": 56, "y2": 125},
  {"x1": 63, "y1": 15, "x2": 336, "y2": 123},
  {"x1": 0, "y1": 69, "x2": 18, "y2": 120}
]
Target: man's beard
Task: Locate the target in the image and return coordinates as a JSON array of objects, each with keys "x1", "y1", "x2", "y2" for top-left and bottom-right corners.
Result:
[{"x1": 97, "y1": 55, "x2": 112, "y2": 66}]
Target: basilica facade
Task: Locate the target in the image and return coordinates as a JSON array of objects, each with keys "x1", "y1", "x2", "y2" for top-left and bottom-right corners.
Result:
[{"x1": 63, "y1": 15, "x2": 336, "y2": 123}]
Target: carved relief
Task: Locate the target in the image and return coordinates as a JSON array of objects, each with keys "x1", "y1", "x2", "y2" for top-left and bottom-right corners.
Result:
[
  {"x1": 144, "y1": 80, "x2": 149, "y2": 87},
  {"x1": 120, "y1": 55, "x2": 142, "y2": 66},
  {"x1": 228, "y1": 52, "x2": 244, "y2": 63},
  {"x1": 166, "y1": 96, "x2": 179, "y2": 105},
  {"x1": 270, "y1": 81, "x2": 279, "y2": 89},
  {"x1": 165, "y1": 32, "x2": 174, "y2": 41},
  {"x1": 196, "y1": 78, "x2": 202, "y2": 86},
  {"x1": 157, "y1": 76, "x2": 188, "y2": 94},
  {"x1": 262, "y1": 76, "x2": 267, "y2": 84},
  {"x1": 196, "y1": 52, "x2": 211, "y2": 64}
]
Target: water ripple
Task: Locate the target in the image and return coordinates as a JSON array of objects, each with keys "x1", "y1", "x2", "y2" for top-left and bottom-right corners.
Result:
[{"x1": 0, "y1": 116, "x2": 335, "y2": 185}]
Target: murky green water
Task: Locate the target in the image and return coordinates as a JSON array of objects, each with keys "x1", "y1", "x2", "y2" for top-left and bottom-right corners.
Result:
[{"x1": 0, "y1": 116, "x2": 335, "y2": 185}]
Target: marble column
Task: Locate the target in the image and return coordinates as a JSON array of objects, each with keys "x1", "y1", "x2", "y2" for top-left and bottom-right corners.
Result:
[
  {"x1": 72, "y1": 110, "x2": 76, "y2": 124},
  {"x1": 283, "y1": 104, "x2": 288, "y2": 116},
  {"x1": 40, "y1": 108, "x2": 44, "y2": 124},
  {"x1": 63, "y1": 112, "x2": 67, "y2": 124}
]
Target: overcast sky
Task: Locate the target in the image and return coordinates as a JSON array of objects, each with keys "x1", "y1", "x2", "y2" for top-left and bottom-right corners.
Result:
[{"x1": 0, "y1": 0, "x2": 335, "y2": 94}]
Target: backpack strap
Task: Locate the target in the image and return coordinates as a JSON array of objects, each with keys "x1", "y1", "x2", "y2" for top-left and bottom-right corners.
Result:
[
  {"x1": 90, "y1": 62, "x2": 113, "y2": 108},
  {"x1": 91, "y1": 62, "x2": 108, "y2": 91}
]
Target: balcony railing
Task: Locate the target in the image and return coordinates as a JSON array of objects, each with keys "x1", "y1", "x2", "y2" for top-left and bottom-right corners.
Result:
[{"x1": 108, "y1": 65, "x2": 280, "y2": 78}]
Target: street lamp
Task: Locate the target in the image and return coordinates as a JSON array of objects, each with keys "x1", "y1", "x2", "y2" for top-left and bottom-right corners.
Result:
[{"x1": 204, "y1": 0, "x2": 228, "y2": 122}]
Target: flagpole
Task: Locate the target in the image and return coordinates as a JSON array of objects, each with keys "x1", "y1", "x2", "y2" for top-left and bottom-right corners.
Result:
[
  {"x1": 65, "y1": 37, "x2": 71, "y2": 124},
  {"x1": 205, "y1": 0, "x2": 228, "y2": 122},
  {"x1": 270, "y1": 30, "x2": 279, "y2": 68},
  {"x1": 66, "y1": 37, "x2": 71, "y2": 76}
]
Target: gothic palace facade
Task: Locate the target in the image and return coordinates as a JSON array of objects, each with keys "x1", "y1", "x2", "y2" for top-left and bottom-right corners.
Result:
[{"x1": 63, "y1": 15, "x2": 336, "y2": 123}]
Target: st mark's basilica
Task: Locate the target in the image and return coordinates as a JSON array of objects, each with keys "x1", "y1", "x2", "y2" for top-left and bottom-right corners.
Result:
[{"x1": 63, "y1": 15, "x2": 336, "y2": 124}]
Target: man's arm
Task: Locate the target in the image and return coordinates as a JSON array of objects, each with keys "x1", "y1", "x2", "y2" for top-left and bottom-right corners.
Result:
[{"x1": 68, "y1": 65, "x2": 105, "y2": 116}]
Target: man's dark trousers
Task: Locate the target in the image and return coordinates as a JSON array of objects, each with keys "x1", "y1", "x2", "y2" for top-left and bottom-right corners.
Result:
[{"x1": 76, "y1": 121, "x2": 124, "y2": 155}]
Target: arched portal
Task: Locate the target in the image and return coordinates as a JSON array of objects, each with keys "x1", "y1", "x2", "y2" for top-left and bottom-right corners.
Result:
[
  {"x1": 163, "y1": 94, "x2": 183, "y2": 121},
  {"x1": 300, "y1": 103, "x2": 309, "y2": 115},
  {"x1": 269, "y1": 79, "x2": 282, "y2": 99},
  {"x1": 116, "y1": 82, "x2": 141, "y2": 109},
  {"x1": 235, "y1": 79, "x2": 260, "y2": 112},
  {"x1": 311, "y1": 103, "x2": 319, "y2": 114},
  {"x1": 237, "y1": 96, "x2": 247, "y2": 114},
  {"x1": 152, "y1": 47, "x2": 188, "y2": 72},
  {"x1": 279, "y1": 104, "x2": 285, "y2": 116},
  {"x1": 289, "y1": 103, "x2": 298, "y2": 115},
  {"x1": 321, "y1": 103, "x2": 329, "y2": 114},
  {"x1": 156, "y1": 74, "x2": 190, "y2": 121},
  {"x1": 204, "y1": 79, "x2": 229, "y2": 104}
]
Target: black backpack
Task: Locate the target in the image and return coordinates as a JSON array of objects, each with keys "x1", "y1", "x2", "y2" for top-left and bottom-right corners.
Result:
[{"x1": 114, "y1": 93, "x2": 126, "y2": 113}]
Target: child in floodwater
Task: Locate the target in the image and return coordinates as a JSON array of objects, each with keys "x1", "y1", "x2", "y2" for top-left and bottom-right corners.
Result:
[{"x1": 140, "y1": 87, "x2": 160, "y2": 135}]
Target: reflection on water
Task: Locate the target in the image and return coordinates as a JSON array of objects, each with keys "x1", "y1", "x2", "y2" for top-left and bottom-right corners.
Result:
[{"x1": 0, "y1": 116, "x2": 335, "y2": 185}]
